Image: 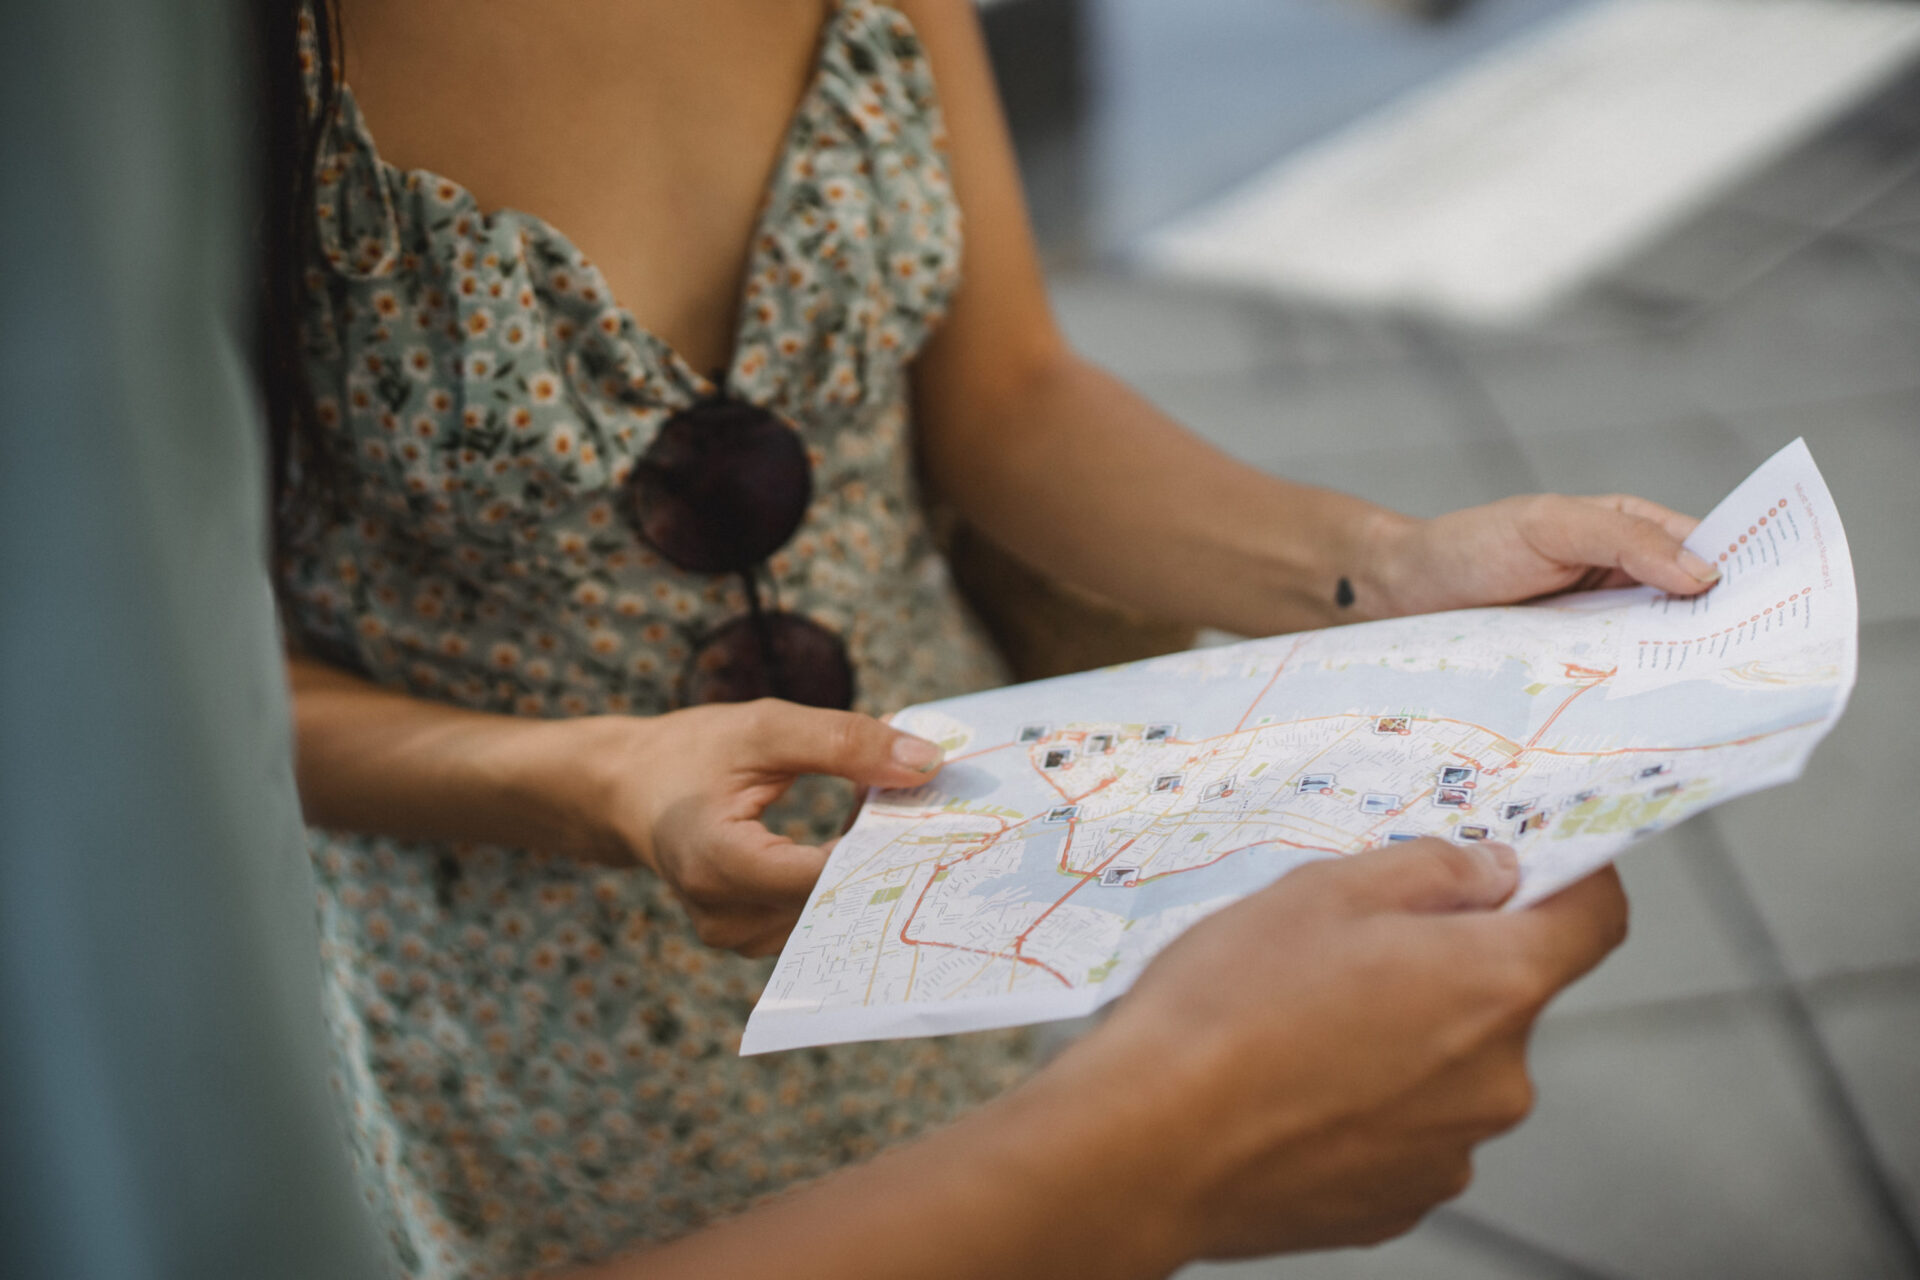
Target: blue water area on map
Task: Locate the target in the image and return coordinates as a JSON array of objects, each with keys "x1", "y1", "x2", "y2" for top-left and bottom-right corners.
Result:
[
  {"x1": 1245, "y1": 658, "x2": 1540, "y2": 734},
  {"x1": 1551, "y1": 679, "x2": 1838, "y2": 749},
  {"x1": 965, "y1": 829, "x2": 1106, "y2": 916},
  {"x1": 960, "y1": 819, "x2": 1327, "y2": 934},
  {"x1": 930, "y1": 655, "x2": 1548, "y2": 747},
  {"x1": 1124, "y1": 843, "x2": 1316, "y2": 916}
]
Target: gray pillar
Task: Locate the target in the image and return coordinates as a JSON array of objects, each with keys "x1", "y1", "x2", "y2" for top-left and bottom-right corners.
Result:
[{"x1": 0, "y1": 3, "x2": 391, "y2": 1276}]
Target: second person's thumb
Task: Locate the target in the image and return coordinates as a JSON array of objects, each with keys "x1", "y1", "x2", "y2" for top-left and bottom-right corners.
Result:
[{"x1": 1331, "y1": 836, "x2": 1521, "y2": 915}]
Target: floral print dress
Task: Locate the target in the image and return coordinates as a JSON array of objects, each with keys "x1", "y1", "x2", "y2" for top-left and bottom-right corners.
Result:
[{"x1": 279, "y1": 4, "x2": 1032, "y2": 1275}]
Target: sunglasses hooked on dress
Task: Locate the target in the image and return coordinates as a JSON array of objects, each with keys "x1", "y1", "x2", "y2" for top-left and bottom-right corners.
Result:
[{"x1": 625, "y1": 394, "x2": 854, "y2": 711}]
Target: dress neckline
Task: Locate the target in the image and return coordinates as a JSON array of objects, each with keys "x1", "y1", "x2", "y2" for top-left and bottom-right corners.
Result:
[{"x1": 329, "y1": 0, "x2": 869, "y2": 402}]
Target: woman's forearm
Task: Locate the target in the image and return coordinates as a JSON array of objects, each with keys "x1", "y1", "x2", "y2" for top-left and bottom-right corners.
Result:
[
  {"x1": 287, "y1": 653, "x2": 609, "y2": 855},
  {"x1": 921, "y1": 353, "x2": 1414, "y2": 638}
]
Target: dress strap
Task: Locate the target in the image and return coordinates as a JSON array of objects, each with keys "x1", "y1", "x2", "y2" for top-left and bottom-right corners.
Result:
[
  {"x1": 296, "y1": 2, "x2": 402, "y2": 279},
  {"x1": 294, "y1": 2, "x2": 329, "y2": 121}
]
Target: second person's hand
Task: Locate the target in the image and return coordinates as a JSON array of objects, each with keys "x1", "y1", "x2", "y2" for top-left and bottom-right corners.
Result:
[{"x1": 1046, "y1": 838, "x2": 1629, "y2": 1264}]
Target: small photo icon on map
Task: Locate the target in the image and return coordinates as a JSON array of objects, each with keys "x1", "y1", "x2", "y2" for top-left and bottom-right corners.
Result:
[
  {"x1": 1099, "y1": 865, "x2": 1138, "y2": 887},
  {"x1": 1018, "y1": 724, "x2": 1049, "y2": 744},
  {"x1": 1387, "y1": 833, "x2": 1421, "y2": 843},
  {"x1": 1500, "y1": 800, "x2": 1537, "y2": 821},
  {"x1": 1518, "y1": 812, "x2": 1547, "y2": 836},
  {"x1": 1086, "y1": 732, "x2": 1115, "y2": 755},
  {"x1": 1374, "y1": 716, "x2": 1412, "y2": 735},
  {"x1": 1042, "y1": 747, "x2": 1074, "y2": 771},
  {"x1": 1298, "y1": 773, "x2": 1336, "y2": 794},
  {"x1": 1650, "y1": 782, "x2": 1682, "y2": 799},
  {"x1": 1202, "y1": 778, "x2": 1234, "y2": 801},
  {"x1": 1565, "y1": 788, "x2": 1600, "y2": 808},
  {"x1": 1044, "y1": 805, "x2": 1078, "y2": 823},
  {"x1": 1144, "y1": 723, "x2": 1177, "y2": 744},
  {"x1": 1458, "y1": 825, "x2": 1491, "y2": 841},
  {"x1": 1360, "y1": 792, "x2": 1400, "y2": 815},
  {"x1": 1434, "y1": 787, "x2": 1472, "y2": 809},
  {"x1": 1152, "y1": 774, "x2": 1183, "y2": 793},
  {"x1": 1638, "y1": 763, "x2": 1672, "y2": 779},
  {"x1": 1438, "y1": 765, "x2": 1476, "y2": 786}
]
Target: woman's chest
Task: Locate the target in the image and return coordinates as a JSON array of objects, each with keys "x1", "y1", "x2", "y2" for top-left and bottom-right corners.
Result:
[{"x1": 338, "y1": 0, "x2": 834, "y2": 376}]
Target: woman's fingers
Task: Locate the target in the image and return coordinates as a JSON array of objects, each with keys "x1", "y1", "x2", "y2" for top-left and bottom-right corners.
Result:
[
  {"x1": 679, "y1": 817, "x2": 831, "y2": 906},
  {"x1": 672, "y1": 829, "x2": 819, "y2": 951},
  {"x1": 631, "y1": 700, "x2": 925, "y2": 956},
  {"x1": 1577, "y1": 493, "x2": 1701, "y2": 545},
  {"x1": 739, "y1": 698, "x2": 945, "y2": 788},
  {"x1": 1525, "y1": 495, "x2": 1720, "y2": 596}
]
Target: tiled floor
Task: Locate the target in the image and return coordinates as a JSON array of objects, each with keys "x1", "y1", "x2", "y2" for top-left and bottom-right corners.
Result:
[{"x1": 1043, "y1": 51, "x2": 1920, "y2": 1280}]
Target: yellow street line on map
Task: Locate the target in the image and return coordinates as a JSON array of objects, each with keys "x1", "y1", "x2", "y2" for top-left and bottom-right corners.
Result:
[
  {"x1": 861, "y1": 890, "x2": 904, "y2": 1006},
  {"x1": 947, "y1": 952, "x2": 1001, "y2": 998},
  {"x1": 1280, "y1": 723, "x2": 1365, "y2": 785}
]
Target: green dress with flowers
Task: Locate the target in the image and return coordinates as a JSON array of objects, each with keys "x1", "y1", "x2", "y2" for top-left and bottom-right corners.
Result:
[{"x1": 278, "y1": 4, "x2": 1033, "y2": 1275}]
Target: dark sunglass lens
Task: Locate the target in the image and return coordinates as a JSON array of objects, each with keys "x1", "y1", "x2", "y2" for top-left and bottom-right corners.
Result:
[
  {"x1": 627, "y1": 399, "x2": 811, "y2": 574},
  {"x1": 685, "y1": 613, "x2": 854, "y2": 711}
]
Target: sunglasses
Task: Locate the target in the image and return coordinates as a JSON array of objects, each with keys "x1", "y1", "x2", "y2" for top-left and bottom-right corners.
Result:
[{"x1": 624, "y1": 395, "x2": 854, "y2": 711}]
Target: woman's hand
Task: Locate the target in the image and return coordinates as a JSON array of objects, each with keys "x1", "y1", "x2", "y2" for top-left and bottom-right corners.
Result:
[
  {"x1": 564, "y1": 699, "x2": 947, "y2": 957},
  {"x1": 1366, "y1": 492, "x2": 1722, "y2": 619},
  {"x1": 288, "y1": 653, "x2": 939, "y2": 958}
]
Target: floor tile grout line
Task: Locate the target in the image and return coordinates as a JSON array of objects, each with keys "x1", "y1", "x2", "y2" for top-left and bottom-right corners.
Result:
[
  {"x1": 1813, "y1": 134, "x2": 1920, "y2": 234},
  {"x1": 1635, "y1": 224, "x2": 1829, "y2": 332},
  {"x1": 1428, "y1": 1206, "x2": 1638, "y2": 1280},
  {"x1": 1392, "y1": 317, "x2": 1544, "y2": 492},
  {"x1": 1538, "y1": 954, "x2": 1920, "y2": 1035},
  {"x1": 1860, "y1": 237, "x2": 1920, "y2": 311},
  {"x1": 1683, "y1": 815, "x2": 1920, "y2": 1278}
]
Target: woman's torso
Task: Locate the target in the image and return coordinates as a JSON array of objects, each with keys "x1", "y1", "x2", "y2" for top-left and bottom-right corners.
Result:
[
  {"x1": 336, "y1": 0, "x2": 832, "y2": 380},
  {"x1": 280, "y1": 4, "x2": 1026, "y2": 1274}
]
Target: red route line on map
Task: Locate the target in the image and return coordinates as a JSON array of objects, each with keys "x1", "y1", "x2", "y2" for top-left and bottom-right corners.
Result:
[
  {"x1": 947, "y1": 741, "x2": 1015, "y2": 764},
  {"x1": 1012, "y1": 836, "x2": 1140, "y2": 956},
  {"x1": 1523, "y1": 665, "x2": 1613, "y2": 749},
  {"x1": 1030, "y1": 750, "x2": 1073, "y2": 802},
  {"x1": 897, "y1": 857, "x2": 1074, "y2": 987},
  {"x1": 826, "y1": 811, "x2": 1016, "y2": 895},
  {"x1": 1234, "y1": 637, "x2": 1308, "y2": 733}
]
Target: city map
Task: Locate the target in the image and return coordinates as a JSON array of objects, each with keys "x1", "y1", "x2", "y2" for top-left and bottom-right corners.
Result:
[{"x1": 741, "y1": 440, "x2": 1857, "y2": 1054}]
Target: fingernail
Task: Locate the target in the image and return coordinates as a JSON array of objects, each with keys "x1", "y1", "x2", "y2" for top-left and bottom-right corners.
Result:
[
  {"x1": 1478, "y1": 842, "x2": 1520, "y2": 876},
  {"x1": 1678, "y1": 549, "x2": 1721, "y2": 584},
  {"x1": 891, "y1": 734, "x2": 943, "y2": 773}
]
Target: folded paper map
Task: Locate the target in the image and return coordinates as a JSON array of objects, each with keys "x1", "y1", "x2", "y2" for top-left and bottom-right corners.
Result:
[{"x1": 742, "y1": 439, "x2": 1857, "y2": 1054}]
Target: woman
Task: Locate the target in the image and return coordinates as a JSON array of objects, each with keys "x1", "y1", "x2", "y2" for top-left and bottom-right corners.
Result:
[{"x1": 265, "y1": 2, "x2": 1718, "y2": 1275}]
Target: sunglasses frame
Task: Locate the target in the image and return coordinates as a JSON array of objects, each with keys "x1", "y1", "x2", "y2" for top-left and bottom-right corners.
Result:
[{"x1": 623, "y1": 394, "x2": 855, "y2": 710}]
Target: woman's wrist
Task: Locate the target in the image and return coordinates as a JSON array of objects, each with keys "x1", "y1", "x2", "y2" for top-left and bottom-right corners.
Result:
[
  {"x1": 493, "y1": 713, "x2": 653, "y2": 868},
  {"x1": 1347, "y1": 505, "x2": 1424, "y2": 622}
]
